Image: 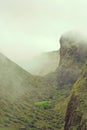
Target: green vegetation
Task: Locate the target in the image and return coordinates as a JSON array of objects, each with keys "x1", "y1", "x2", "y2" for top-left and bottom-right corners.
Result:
[
  {"x1": 35, "y1": 101, "x2": 53, "y2": 109},
  {"x1": 64, "y1": 62, "x2": 87, "y2": 130},
  {"x1": 0, "y1": 128, "x2": 18, "y2": 130}
]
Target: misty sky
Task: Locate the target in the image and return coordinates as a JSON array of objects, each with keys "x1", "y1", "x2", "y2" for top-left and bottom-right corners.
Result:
[{"x1": 0, "y1": 0, "x2": 87, "y2": 67}]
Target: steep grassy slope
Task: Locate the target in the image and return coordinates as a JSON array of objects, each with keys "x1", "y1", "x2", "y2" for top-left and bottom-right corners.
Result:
[
  {"x1": 0, "y1": 52, "x2": 63, "y2": 129},
  {"x1": 0, "y1": 52, "x2": 58, "y2": 102},
  {"x1": 27, "y1": 50, "x2": 59, "y2": 76},
  {"x1": 64, "y1": 62, "x2": 87, "y2": 130}
]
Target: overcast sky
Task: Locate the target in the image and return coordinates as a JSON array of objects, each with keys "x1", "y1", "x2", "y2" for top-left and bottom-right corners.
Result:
[{"x1": 0, "y1": 0, "x2": 87, "y2": 66}]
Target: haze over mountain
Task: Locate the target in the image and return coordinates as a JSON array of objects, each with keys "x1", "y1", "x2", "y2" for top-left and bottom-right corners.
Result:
[
  {"x1": 0, "y1": 52, "x2": 57, "y2": 102},
  {"x1": 27, "y1": 50, "x2": 60, "y2": 76},
  {"x1": 0, "y1": 31, "x2": 87, "y2": 130}
]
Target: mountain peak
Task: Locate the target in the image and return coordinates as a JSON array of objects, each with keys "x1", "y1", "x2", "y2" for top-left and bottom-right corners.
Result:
[
  {"x1": 56, "y1": 31, "x2": 87, "y2": 88},
  {"x1": 60, "y1": 31, "x2": 86, "y2": 46},
  {"x1": 59, "y1": 31, "x2": 87, "y2": 62}
]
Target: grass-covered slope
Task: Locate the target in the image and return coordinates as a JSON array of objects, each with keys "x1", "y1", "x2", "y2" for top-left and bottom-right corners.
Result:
[
  {"x1": 64, "y1": 62, "x2": 87, "y2": 130},
  {"x1": 0, "y1": 52, "x2": 65, "y2": 129},
  {"x1": 0, "y1": 52, "x2": 58, "y2": 102}
]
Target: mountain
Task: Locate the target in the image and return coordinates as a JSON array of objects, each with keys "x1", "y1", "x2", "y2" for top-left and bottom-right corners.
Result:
[
  {"x1": 56, "y1": 32, "x2": 87, "y2": 130},
  {"x1": 0, "y1": 31, "x2": 87, "y2": 130},
  {"x1": 27, "y1": 50, "x2": 59, "y2": 76},
  {"x1": 62, "y1": 32, "x2": 87, "y2": 130},
  {"x1": 56, "y1": 32, "x2": 87, "y2": 88},
  {"x1": 28, "y1": 32, "x2": 87, "y2": 130},
  {"x1": 0, "y1": 52, "x2": 57, "y2": 102},
  {"x1": 64, "y1": 61, "x2": 87, "y2": 130},
  {"x1": 0, "y1": 52, "x2": 32, "y2": 100},
  {"x1": 0, "y1": 52, "x2": 60, "y2": 129}
]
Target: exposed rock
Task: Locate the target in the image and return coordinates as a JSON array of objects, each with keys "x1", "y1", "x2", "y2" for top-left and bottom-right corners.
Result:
[{"x1": 56, "y1": 32, "x2": 87, "y2": 88}]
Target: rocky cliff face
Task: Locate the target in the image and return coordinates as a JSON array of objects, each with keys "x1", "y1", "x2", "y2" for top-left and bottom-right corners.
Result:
[
  {"x1": 56, "y1": 32, "x2": 87, "y2": 88},
  {"x1": 64, "y1": 62, "x2": 87, "y2": 130},
  {"x1": 56, "y1": 32, "x2": 87, "y2": 130}
]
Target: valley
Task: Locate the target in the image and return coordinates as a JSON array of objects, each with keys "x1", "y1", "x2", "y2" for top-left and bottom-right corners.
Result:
[{"x1": 0, "y1": 32, "x2": 87, "y2": 130}]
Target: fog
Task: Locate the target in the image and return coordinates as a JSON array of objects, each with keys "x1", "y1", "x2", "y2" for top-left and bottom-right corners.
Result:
[{"x1": 0, "y1": 0, "x2": 87, "y2": 69}]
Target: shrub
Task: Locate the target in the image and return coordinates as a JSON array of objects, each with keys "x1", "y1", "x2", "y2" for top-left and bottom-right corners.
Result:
[{"x1": 35, "y1": 101, "x2": 52, "y2": 109}]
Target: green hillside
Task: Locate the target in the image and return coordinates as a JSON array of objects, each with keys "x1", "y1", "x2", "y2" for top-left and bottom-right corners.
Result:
[
  {"x1": 0, "y1": 52, "x2": 66, "y2": 130},
  {"x1": 64, "y1": 62, "x2": 87, "y2": 130}
]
